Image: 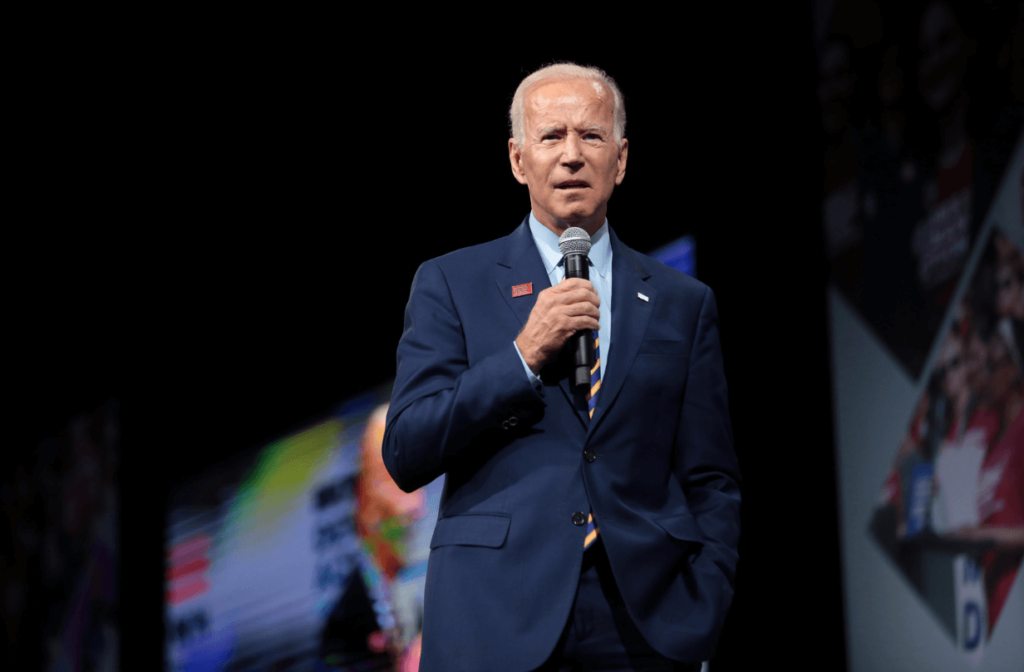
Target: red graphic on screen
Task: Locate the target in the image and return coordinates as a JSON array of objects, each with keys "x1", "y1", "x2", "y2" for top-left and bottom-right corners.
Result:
[{"x1": 166, "y1": 534, "x2": 212, "y2": 605}]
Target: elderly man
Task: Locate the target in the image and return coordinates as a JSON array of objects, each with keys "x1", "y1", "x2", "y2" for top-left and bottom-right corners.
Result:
[{"x1": 383, "y1": 62, "x2": 741, "y2": 672}]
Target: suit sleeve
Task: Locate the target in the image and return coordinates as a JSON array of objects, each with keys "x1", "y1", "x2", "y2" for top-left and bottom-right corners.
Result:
[
  {"x1": 676, "y1": 287, "x2": 741, "y2": 602},
  {"x1": 383, "y1": 259, "x2": 543, "y2": 493}
]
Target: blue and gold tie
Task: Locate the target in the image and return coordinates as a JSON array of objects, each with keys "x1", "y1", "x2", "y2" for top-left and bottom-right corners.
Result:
[{"x1": 584, "y1": 331, "x2": 600, "y2": 549}]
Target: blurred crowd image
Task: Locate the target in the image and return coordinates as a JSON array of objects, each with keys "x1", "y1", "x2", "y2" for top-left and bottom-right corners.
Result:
[
  {"x1": 820, "y1": 0, "x2": 1022, "y2": 377},
  {"x1": 875, "y1": 230, "x2": 1024, "y2": 640}
]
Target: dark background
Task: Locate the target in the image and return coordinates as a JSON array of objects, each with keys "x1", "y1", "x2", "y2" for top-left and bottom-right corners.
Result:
[{"x1": 15, "y1": 6, "x2": 841, "y2": 670}]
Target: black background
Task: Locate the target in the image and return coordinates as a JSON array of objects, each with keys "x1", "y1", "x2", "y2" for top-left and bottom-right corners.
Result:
[{"x1": 15, "y1": 6, "x2": 843, "y2": 670}]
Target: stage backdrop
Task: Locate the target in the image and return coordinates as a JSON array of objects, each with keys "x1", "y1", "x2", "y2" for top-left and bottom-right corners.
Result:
[
  {"x1": 818, "y1": 1, "x2": 1024, "y2": 670},
  {"x1": 164, "y1": 236, "x2": 695, "y2": 672}
]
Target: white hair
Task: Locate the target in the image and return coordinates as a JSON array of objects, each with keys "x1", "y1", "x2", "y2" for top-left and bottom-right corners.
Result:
[{"x1": 509, "y1": 62, "x2": 626, "y2": 148}]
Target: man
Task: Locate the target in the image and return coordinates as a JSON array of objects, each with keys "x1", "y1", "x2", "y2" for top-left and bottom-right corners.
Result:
[
  {"x1": 383, "y1": 63, "x2": 741, "y2": 671},
  {"x1": 320, "y1": 403, "x2": 427, "y2": 671}
]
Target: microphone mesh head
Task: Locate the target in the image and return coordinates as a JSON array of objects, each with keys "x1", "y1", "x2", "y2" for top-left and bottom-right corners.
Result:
[{"x1": 558, "y1": 227, "x2": 592, "y2": 256}]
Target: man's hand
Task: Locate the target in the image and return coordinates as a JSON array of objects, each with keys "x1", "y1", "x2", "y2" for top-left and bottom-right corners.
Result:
[{"x1": 515, "y1": 278, "x2": 600, "y2": 374}]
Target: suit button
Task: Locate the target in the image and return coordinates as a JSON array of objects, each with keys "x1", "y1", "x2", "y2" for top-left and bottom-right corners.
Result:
[
  {"x1": 572, "y1": 511, "x2": 587, "y2": 526},
  {"x1": 506, "y1": 415, "x2": 518, "y2": 427},
  {"x1": 583, "y1": 449, "x2": 596, "y2": 463}
]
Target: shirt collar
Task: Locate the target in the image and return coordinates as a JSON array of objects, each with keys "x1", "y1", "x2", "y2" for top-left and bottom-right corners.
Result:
[{"x1": 528, "y1": 211, "x2": 612, "y2": 279}]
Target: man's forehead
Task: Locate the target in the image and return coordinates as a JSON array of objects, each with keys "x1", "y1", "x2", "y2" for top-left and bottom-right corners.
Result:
[
  {"x1": 524, "y1": 78, "x2": 612, "y2": 125},
  {"x1": 526, "y1": 77, "x2": 609, "y2": 106}
]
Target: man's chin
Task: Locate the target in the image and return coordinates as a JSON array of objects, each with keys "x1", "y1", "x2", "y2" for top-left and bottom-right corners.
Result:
[
  {"x1": 531, "y1": 199, "x2": 606, "y2": 232},
  {"x1": 550, "y1": 203, "x2": 598, "y2": 222},
  {"x1": 555, "y1": 210, "x2": 604, "y2": 231}
]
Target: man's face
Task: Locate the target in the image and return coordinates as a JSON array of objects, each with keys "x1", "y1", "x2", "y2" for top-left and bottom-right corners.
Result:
[
  {"x1": 355, "y1": 406, "x2": 425, "y2": 577},
  {"x1": 509, "y1": 77, "x2": 627, "y2": 235}
]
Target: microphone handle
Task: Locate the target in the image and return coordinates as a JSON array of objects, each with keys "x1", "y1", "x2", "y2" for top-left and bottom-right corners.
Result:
[{"x1": 563, "y1": 252, "x2": 594, "y2": 390}]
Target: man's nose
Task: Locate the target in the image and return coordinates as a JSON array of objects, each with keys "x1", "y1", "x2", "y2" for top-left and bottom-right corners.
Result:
[{"x1": 561, "y1": 133, "x2": 583, "y2": 167}]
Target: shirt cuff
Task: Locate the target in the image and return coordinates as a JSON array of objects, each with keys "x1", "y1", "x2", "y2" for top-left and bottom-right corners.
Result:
[{"x1": 513, "y1": 340, "x2": 543, "y2": 389}]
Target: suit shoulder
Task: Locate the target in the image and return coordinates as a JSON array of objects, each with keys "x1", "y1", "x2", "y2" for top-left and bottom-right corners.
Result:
[{"x1": 419, "y1": 235, "x2": 510, "y2": 275}]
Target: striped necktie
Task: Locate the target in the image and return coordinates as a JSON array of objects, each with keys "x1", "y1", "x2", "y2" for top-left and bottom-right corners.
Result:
[{"x1": 584, "y1": 331, "x2": 601, "y2": 549}]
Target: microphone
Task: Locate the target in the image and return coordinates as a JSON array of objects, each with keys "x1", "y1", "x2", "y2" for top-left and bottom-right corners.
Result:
[{"x1": 558, "y1": 227, "x2": 595, "y2": 390}]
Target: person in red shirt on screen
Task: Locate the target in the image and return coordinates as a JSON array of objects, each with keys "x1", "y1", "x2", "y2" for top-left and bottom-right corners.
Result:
[{"x1": 946, "y1": 324, "x2": 1024, "y2": 635}]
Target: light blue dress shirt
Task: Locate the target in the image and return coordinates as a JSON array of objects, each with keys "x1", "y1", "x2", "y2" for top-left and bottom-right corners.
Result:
[{"x1": 513, "y1": 212, "x2": 613, "y2": 387}]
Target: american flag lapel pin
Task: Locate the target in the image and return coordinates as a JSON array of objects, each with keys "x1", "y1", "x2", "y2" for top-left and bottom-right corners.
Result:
[{"x1": 512, "y1": 283, "x2": 533, "y2": 298}]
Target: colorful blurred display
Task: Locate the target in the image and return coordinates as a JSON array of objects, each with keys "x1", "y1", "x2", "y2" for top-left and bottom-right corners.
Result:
[
  {"x1": 164, "y1": 236, "x2": 698, "y2": 671},
  {"x1": 165, "y1": 389, "x2": 440, "y2": 672}
]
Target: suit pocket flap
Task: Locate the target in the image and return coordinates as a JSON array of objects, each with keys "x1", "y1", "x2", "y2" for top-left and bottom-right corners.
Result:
[
  {"x1": 653, "y1": 513, "x2": 704, "y2": 545},
  {"x1": 430, "y1": 513, "x2": 511, "y2": 549},
  {"x1": 638, "y1": 338, "x2": 689, "y2": 356}
]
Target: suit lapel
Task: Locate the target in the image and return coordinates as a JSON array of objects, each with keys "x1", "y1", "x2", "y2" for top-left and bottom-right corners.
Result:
[
  {"x1": 587, "y1": 230, "x2": 655, "y2": 436},
  {"x1": 496, "y1": 219, "x2": 550, "y2": 329},
  {"x1": 497, "y1": 217, "x2": 589, "y2": 428}
]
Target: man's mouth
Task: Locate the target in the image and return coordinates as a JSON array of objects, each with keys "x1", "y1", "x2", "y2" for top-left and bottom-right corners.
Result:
[{"x1": 556, "y1": 181, "x2": 589, "y2": 189}]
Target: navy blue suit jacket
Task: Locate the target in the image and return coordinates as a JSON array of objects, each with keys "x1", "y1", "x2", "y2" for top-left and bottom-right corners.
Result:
[{"x1": 383, "y1": 218, "x2": 741, "y2": 671}]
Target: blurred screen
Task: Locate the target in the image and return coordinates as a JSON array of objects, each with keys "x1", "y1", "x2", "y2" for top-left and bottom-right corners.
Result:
[
  {"x1": 650, "y1": 235, "x2": 696, "y2": 278},
  {"x1": 819, "y1": 1, "x2": 1023, "y2": 669},
  {"x1": 165, "y1": 389, "x2": 441, "y2": 672}
]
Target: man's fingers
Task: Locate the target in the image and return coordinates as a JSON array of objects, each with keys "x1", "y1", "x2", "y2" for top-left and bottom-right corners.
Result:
[
  {"x1": 546, "y1": 285, "x2": 600, "y2": 308},
  {"x1": 570, "y1": 317, "x2": 601, "y2": 332},
  {"x1": 519, "y1": 278, "x2": 603, "y2": 370},
  {"x1": 554, "y1": 278, "x2": 597, "y2": 296},
  {"x1": 563, "y1": 302, "x2": 600, "y2": 319}
]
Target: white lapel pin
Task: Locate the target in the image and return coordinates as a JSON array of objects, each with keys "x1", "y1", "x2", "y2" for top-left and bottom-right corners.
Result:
[{"x1": 638, "y1": 292, "x2": 649, "y2": 302}]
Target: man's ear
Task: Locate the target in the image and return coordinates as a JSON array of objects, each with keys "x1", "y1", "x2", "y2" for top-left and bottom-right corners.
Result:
[
  {"x1": 509, "y1": 138, "x2": 528, "y2": 185},
  {"x1": 615, "y1": 138, "x2": 629, "y2": 186}
]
